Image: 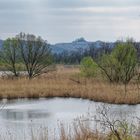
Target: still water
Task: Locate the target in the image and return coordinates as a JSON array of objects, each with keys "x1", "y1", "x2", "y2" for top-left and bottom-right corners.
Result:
[{"x1": 0, "y1": 98, "x2": 139, "y2": 139}]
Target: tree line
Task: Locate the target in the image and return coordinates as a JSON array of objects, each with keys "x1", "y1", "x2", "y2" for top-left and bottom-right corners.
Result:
[
  {"x1": 53, "y1": 42, "x2": 113, "y2": 64},
  {"x1": 54, "y1": 40, "x2": 140, "y2": 65}
]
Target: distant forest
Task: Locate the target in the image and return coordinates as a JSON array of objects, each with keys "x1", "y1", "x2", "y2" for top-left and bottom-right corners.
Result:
[{"x1": 53, "y1": 41, "x2": 140, "y2": 64}]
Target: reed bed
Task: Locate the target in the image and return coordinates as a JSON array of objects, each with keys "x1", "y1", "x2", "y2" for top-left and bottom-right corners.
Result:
[{"x1": 0, "y1": 65, "x2": 139, "y2": 104}]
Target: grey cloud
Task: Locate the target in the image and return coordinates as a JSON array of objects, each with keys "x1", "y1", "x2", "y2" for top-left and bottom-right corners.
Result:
[
  {"x1": 42, "y1": 0, "x2": 140, "y2": 8},
  {"x1": 0, "y1": 0, "x2": 30, "y2": 11},
  {"x1": 0, "y1": 0, "x2": 140, "y2": 43}
]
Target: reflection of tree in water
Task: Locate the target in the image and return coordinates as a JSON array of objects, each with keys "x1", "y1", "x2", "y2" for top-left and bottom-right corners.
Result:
[{"x1": 1, "y1": 109, "x2": 51, "y2": 120}]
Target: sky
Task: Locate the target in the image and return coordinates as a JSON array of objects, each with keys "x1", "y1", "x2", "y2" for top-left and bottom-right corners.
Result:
[{"x1": 0, "y1": 0, "x2": 140, "y2": 43}]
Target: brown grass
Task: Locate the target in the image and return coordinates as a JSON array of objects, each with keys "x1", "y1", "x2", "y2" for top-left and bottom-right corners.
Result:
[
  {"x1": 30, "y1": 121, "x2": 140, "y2": 140},
  {"x1": 58, "y1": 121, "x2": 105, "y2": 140},
  {"x1": 0, "y1": 65, "x2": 140, "y2": 104}
]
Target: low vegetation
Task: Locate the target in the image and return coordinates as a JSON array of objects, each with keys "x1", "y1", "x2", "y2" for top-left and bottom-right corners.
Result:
[
  {"x1": 0, "y1": 65, "x2": 139, "y2": 104},
  {"x1": 80, "y1": 56, "x2": 98, "y2": 77}
]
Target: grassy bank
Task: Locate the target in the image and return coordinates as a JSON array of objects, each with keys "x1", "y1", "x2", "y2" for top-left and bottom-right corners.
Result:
[{"x1": 0, "y1": 65, "x2": 139, "y2": 104}]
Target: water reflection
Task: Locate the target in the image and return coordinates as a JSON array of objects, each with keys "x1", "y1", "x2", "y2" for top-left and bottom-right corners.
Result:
[{"x1": 1, "y1": 109, "x2": 52, "y2": 120}]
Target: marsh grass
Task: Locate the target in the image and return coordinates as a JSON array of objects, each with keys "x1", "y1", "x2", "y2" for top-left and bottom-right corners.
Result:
[
  {"x1": 0, "y1": 65, "x2": 139, "y2": 104},
  {"x1": 29, "y1": 120, "x2": 140, "y2": 140},
  {"x1": 1, "y1": 119, "x2": 139, "y2": 140}
]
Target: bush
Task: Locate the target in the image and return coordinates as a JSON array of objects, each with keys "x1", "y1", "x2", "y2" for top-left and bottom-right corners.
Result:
[{"x1": 80, "y1": 56, "x2": 98, "y2": 77}]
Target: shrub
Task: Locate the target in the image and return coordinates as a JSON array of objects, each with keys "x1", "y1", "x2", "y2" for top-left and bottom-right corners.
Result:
[{"x1": 80, "y1": 56, "x2": 98, "y2": 77}]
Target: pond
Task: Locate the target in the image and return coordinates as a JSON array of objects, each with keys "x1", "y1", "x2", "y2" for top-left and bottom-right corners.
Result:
[{"x1": 0, "y1": 98, "x2": 139, "y2": 139}]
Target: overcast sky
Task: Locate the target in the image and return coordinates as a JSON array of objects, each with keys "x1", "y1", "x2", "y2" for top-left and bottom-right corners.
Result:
[{"x1": 0, "y1": 0, "x2": 140, "y2": 43}]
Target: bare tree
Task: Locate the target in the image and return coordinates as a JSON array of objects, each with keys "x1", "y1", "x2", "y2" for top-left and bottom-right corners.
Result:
[
  {"x1": 95, "y1": 105, "x2": 137, "y2": 140},
  {"x1": 17, "y1": 33, "x2": 52, "y2": 79}
]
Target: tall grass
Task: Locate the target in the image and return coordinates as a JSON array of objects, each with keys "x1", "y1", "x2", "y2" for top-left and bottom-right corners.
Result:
[
  {"x1": 23, "y1": 120, "x2": 140, "y2": 140},
  {"x1": 0, "y1": 65, "x2": 139, "y2": 104}
]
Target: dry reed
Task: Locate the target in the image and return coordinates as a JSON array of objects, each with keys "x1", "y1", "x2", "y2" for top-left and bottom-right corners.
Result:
[{"x1": 0, "y1": 65, "x2": 139, "y2": 104}]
